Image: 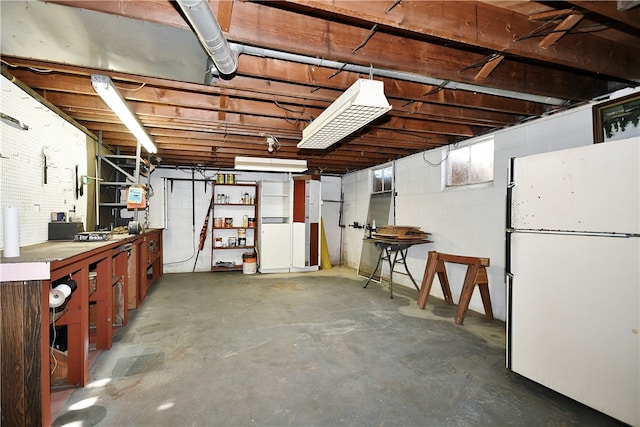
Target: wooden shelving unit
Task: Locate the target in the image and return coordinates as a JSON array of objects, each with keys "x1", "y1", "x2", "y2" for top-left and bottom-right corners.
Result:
[{"x1": 210, "y1": 182, "x2": 258, "y2": 271}]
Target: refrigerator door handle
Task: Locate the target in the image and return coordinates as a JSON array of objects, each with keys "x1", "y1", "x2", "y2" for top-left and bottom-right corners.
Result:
[{"x1": 507, "y1": 228, "x2": 639, "y2": 238}]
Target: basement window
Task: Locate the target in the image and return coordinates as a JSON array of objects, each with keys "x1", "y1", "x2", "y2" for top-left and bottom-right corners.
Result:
[
  {"x1": 372, "y1": 164, "x2": 393, "y2": 193},
  {"x1": 446, "y1": 137, "x2": 494, "y2": 187}
]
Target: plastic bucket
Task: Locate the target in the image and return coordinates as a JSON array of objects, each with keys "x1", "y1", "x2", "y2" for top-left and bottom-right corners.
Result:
[{"x1": 242, "y1": 252, "x2": 257, "y2": 274}]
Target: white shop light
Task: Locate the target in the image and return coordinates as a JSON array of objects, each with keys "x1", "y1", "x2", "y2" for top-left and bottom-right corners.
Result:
[
  {"x1": 234, "y1": 156, "x2": 308, "y2": 173},
  {"x1": 91, "y1": 74, "x2": 157, "y2": 154},
  {"x1": 297, "y1": 79, "x2": 392, "y2": 150}
]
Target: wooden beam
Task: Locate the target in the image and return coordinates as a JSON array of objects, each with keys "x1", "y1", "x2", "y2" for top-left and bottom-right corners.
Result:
[
  {"x1": 565, "y1": 0, "x2": 640, "y2": 32},
  {"x1": 272, "y1": 0, "x2": 639, "y2": 83}
]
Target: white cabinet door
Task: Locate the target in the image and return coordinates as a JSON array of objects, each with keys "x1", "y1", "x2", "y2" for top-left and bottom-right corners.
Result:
[
  {"x1": 259, "y1": 223, "x2": 291, "y2": 272},
  {"x1": 291, "y1": 222, "x2": 306, "y2": 268}
]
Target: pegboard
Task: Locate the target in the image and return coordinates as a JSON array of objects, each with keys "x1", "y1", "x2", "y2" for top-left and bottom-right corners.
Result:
[{"x1": 1, "y1": 75, "x2": 88, "y2": 249}]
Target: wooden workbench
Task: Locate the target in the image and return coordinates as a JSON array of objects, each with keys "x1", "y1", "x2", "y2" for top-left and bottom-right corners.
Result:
[{"x1": 0, "y1": 228, "x2": 163, "y2": 427}]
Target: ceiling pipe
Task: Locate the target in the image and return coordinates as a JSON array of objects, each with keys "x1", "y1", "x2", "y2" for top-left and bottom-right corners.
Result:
[
  {"x1": 230, "y1": 43, "x2": 566, "y2": 106},
  {"x1": 176, "y1": 0, "x2": 238, "y2": 75}
]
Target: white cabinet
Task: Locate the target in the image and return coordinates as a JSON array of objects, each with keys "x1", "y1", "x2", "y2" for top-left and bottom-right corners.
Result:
[
  {"x1": 257, "y1": 177, "x2": 321, "y2": 273},
  {"x1": 258, "y1": 179, "x2": 292, "y2": 273}
]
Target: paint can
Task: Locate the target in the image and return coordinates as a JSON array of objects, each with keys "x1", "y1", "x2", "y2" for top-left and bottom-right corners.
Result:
[
  {"x1": 214, "y1": 217, "x2": 223, "y2": 228},
  {"x1": 238, "y1": 237, "x2": 246, "y2": 247},
  {"x1": 225, "y1": 218, "x2": 233, "y2": 228},
  {"x1": 225, "y1": 174, "x2": 235, "y2": 184},
  {"x1": 216, "y1": 174, "x2": 225, "y2": 184},
  {"x1": 242, "y1": 252, "x2": 257, "y2": 274},
  {"x1": 238, "y1": 228, "x2": 246, "y2": 238},
  {"x1": 248, "y1": 217, "x2": 256, "y2": 228}
]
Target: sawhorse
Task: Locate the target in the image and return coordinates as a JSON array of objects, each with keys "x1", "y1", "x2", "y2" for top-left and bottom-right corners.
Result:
[{"x1": 417, "y1": 251, "x2": 493, "y2": 325}]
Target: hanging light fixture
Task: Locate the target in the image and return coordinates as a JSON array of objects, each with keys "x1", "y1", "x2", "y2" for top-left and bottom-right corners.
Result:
[
  {"x1": 234, "y1": 156, "x2": 307, "y2": 173},
  {"x1": 90, "y1": 74, "x2": 157, "y2": 154},
  {"x1": 297, "y1": 79, "x2": 392, "y2": 150}
]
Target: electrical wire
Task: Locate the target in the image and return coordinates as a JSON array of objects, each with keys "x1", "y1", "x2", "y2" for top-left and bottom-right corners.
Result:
[
  {"x1": 422, "y1": 143, "x2": 451, "y2": 167},
  {"x1": 162, "y1": 178, "x2": 198, "y2": 265}
]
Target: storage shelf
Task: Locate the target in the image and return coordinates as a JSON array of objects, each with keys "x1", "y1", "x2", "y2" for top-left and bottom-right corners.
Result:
[
  {"x1": 211, "y1": 265, "x2": 242, "y2": 271},
  {"x1": 211, "y1": 182, "x2": 258, "y2": 272}
]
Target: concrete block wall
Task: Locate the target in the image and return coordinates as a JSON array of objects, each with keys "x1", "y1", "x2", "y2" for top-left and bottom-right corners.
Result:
[{"x1": 340, "y1": 86, "x2": 640, "y2": 321}]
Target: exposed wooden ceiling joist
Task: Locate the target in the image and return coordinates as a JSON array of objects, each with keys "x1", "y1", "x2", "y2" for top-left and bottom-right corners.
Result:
[{"x1": 2, "y1": 0, "x2": 638, "y2": 175}]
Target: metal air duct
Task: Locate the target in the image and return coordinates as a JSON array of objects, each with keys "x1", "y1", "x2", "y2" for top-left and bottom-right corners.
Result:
[{"x1": 177, "y1": 0, "x2": 238, "y2": 76}]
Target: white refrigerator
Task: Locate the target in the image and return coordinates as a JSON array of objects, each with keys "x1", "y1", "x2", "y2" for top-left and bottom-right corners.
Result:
[{"x1": 506, "y1": 137, "x2": 639, "y2": 426}]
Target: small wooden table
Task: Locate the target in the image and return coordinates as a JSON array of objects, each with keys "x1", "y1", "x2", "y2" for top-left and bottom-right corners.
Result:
[
  {"x1": 417, "y1": 251, "x2": 493, "y2": 325},
  {"x1": 363, "y1": 236, "x2": 432, "y2": 298}
]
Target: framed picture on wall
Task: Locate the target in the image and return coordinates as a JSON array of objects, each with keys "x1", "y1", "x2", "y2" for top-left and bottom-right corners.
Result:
[{"x1": 593, "y1": 92, "x2": 640, "y2": 143}]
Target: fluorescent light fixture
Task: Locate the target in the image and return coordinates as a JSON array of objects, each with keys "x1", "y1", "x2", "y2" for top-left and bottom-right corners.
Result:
[
  {"x1": 298, "y1": 79, "x2": 392, "y2": 149},
  {"x1": 91, "y1": 74, "x2": 157, "y2": 154},
  {"x1": 235, "y1": 156, "x2": 308, "y2": 173}
]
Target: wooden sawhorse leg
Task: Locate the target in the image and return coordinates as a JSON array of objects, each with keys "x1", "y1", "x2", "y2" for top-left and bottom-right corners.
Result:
[
  {"x1": 455, "y1": 263, "x2": 493, "y2": 325},
  {"x1": 417, "y1": 251, "x2": 454, "y2": 308}
]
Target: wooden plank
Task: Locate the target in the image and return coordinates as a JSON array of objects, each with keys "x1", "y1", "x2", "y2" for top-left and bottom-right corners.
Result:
[
  {"x1": 538, "y1": 14, "x2": 584, "y2": 48},
  {"x1": 437, "y1": 252, "x2": 490, "y2": 267},
  {"x1": 474, "y1": 54, "x2": 505, "y2": 80}
]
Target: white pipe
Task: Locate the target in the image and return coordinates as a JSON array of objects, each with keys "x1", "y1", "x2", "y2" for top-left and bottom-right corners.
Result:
[
  {"x1": 231, "y1": 44, "x2": 566, "y2": 106},
  {"x1": 177, "y1": 0, "x2": 238, "y2": 75}
]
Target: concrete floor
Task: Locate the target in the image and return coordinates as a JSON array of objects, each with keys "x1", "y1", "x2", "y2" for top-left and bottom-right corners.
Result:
[{"x1": 52, "y1": 267, "x2": 622, "y2": 426}]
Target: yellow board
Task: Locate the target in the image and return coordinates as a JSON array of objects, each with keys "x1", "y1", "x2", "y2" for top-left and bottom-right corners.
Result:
[{"x1": 320, "y1": 218, "x2": 332, "y2": 269}]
